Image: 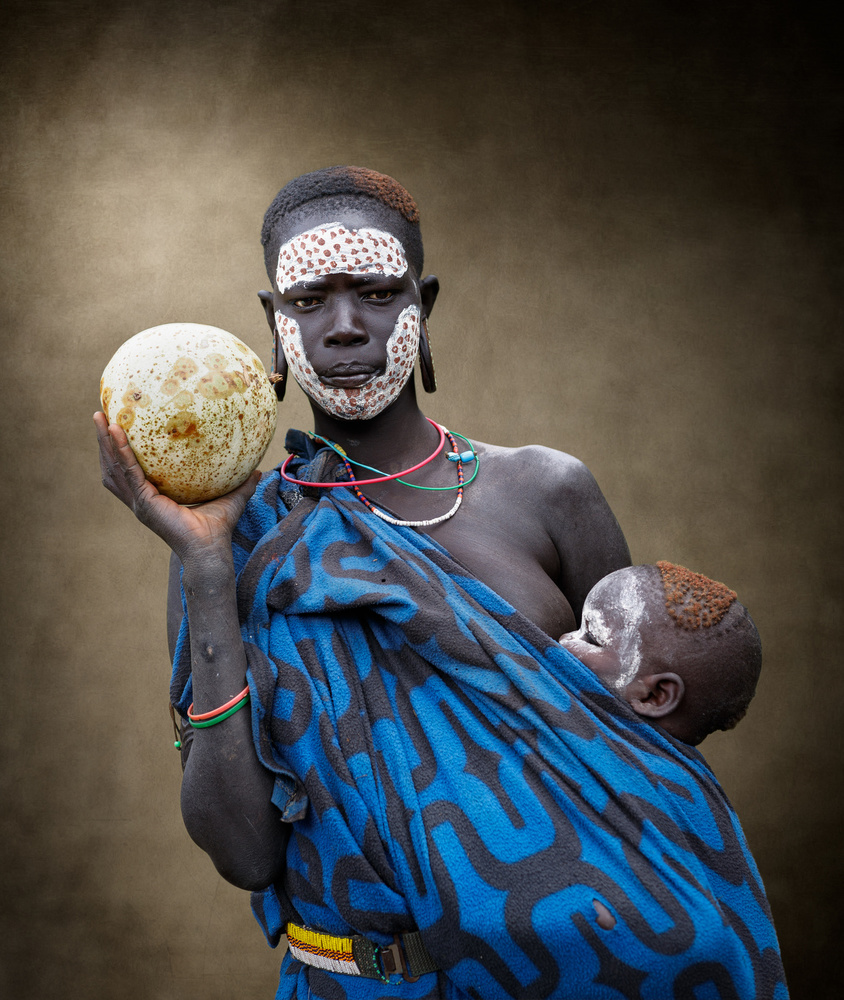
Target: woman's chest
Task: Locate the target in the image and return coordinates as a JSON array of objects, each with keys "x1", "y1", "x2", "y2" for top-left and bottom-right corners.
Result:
[{"x1": 425, "y1": 495, "x2": 576, "y2": 638}]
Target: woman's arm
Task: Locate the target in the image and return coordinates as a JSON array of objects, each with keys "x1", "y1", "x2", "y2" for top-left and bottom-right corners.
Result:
[
  {"x1": 96, "y1": 413, "x2": 286, "y2": 890},
  {"x1": 539, "y1": 451, "x2": 631, "y2": 623}
]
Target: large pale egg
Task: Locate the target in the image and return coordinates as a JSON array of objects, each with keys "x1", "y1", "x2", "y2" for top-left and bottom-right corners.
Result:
[{"x1": 100, "y1": 323, "x2": 277, "y2": 503}]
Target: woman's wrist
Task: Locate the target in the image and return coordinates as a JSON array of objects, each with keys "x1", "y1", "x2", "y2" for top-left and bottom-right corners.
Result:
[{"x1": 180, "y1": 546, "x2": 236, "y2": 592}]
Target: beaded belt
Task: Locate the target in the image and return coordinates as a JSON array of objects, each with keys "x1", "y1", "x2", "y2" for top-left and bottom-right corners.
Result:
[{"x1": 286, "y1": 922, "x2": 438, "y2": 983}]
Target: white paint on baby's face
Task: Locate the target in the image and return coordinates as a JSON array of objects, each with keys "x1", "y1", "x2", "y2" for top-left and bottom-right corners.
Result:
[
  {"x1": 596, "y1": 573, "x2": 651, "y2": 690},
  {"x1": 558, "y1": 569, "x2": 659, "y2": 693},
  {"x1": 276, "y1": 223, "x2": 408, "y2": 292},
  {"x1": 274, "y1": 304, "x2": 421, "y2": 420}
]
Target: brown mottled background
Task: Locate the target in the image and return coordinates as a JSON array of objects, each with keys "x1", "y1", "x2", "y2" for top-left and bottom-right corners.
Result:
[{"x1": 1, "y1": 1, "x2": 841, "y2": 996}]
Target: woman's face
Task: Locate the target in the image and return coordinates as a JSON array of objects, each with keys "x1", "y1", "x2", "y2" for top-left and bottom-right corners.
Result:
[{"x1": 270, "y1": 209, "x2": 423, "y2": 420}]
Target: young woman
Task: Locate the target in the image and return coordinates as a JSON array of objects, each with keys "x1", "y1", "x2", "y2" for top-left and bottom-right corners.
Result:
[{"x1": 96, "y1": 168, "x2": 783, "y2": 999}]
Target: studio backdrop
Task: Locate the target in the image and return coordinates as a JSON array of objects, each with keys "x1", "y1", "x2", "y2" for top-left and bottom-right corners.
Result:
[{"x1": 1, "y1": 2, "x2": 841, "y2": 997}]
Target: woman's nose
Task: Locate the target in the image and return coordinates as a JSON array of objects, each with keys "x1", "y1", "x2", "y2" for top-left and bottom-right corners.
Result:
[{"x1": 323, "y1": 300, "x2": 369, "y2": 347}]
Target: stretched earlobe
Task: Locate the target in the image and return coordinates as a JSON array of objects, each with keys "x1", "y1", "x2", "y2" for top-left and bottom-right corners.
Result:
[
  {"x1": 419, "y1": 274, "x2": 440, "y2": 318},
  {"x1": 626, "y1": 673, "x2": 685, "y2": 720},
  {"x1": 258, "y1": 290, "x2": 287, "y2": 402},
  {"x1": 258, "y1": 290, "x2": 276, "y2": 330},
  {"x1": 418, "y1": 275, "x2": 440, "y2": 393},
  {"x1": 270, "y1": 328, "x2": 288, "y2": 402},
  {"x1": 418, "y1": 318, "x2": 437, "y2": 394}
]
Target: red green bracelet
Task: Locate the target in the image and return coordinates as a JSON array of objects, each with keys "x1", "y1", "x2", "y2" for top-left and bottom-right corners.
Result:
[
  {"x1": 189, "y1": 696, "x2": 250, "y2": 727},
  {"x1": 187, "y1": 684, "x2": 250, "y2": 727}
]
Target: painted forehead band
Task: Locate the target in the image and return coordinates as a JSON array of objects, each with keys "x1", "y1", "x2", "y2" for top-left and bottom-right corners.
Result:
[{"x1": 276, "y1": 224, "x2": 408, "y2": 293}]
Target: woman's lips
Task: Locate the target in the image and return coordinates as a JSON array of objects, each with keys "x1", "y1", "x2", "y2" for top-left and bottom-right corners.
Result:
[{"x1": 319, "y1": 366, "x2": 378, "y2": 388}]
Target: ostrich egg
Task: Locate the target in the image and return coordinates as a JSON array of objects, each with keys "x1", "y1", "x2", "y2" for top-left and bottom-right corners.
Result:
[{"x1": 100, "y1": 323, "x2": 277, "y2": 503}]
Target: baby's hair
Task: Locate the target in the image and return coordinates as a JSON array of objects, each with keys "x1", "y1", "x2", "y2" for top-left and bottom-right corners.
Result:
[
  {"x1": 656, "y1": 560, "x2": 737, "y2": 630},
  {"x1": 261, "y1": 166, "x2": 424, "y2": 280},
  {"x1": 644, "y1": 563, "x2": 761, "y2": 742}
]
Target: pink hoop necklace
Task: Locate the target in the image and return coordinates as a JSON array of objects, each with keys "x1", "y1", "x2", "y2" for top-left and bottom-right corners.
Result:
[{"x1": 280, "y1": 417, "x2": 446, "y2": 488}]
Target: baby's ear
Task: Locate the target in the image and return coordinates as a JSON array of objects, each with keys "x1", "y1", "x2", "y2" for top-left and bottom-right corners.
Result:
[{"x1": 625, "y1": 673, "x2": 684, "y2": 719}]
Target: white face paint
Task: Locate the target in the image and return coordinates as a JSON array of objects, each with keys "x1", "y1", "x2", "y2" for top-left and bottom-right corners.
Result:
[
  {"x1": 594, "y1": 573, "x2": 651, "y2": 690},
  {"x1": 559, "y1": 569, "x2": 663, "y2": 693},
  {"x1": 275, "y1": 305, "x2": 420, "y2": 421},
  {"x1": 275, "y1": 224, "x2": 420, "y2": 420},
  {"x1": 276, "y1": 223, "x2": 408, "y2": 293}
]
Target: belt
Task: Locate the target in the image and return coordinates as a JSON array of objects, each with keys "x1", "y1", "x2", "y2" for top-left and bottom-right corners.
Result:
[{"x1": 286, "y1": 922, "x2": 438, "y2": 983}]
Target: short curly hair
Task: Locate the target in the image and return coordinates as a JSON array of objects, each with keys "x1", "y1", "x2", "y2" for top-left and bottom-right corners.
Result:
[
  {"x1": 261, "y1": 166, "x2": 424, "y2": 281},
  {"x1": 656, "y1": 561, "x2": 738, "y2": 630},
  {"x1": 647, "y1": 563, "x2": 762, "y2": 743}
]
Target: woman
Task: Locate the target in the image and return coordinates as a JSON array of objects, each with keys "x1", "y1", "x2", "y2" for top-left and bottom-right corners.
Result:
[{"x1": 96, "y1": 169, "x2": 783, "y2": 999}]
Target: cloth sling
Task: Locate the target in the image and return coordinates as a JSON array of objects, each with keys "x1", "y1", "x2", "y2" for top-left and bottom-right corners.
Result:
[{"x1": 171, "y1": 432, "x2": 787, "y2": 1000}]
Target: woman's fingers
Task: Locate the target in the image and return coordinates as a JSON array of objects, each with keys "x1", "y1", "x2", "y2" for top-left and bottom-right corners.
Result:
[
  {"x1": 95, "y1": 411, "x2": 264, "y2": 559},
  {"x1": 110, "y1": 421, "x2": 154, "y2": 494},
  {"x1": 165, "y1": 470, "x2": 262, "y2": 551},
  {"x1": 210, "y1": 470, "x2": 262, "y2": 529},
  {"x1": 95, "y1": 412, "x2": 169, "y2": 522},
  {"x1": 95, "y1": 411, "x2": 134, "y2": 505}
]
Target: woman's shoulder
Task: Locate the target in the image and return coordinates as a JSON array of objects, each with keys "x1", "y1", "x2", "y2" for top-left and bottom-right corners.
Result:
[{"x1": 472, "y1": 439, "x2": 598, "y2": 497}]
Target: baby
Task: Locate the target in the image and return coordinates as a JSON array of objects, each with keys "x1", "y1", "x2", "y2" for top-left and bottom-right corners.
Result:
[{"x1": 559, "y1": 560, "x2": 762, "y2": 747}]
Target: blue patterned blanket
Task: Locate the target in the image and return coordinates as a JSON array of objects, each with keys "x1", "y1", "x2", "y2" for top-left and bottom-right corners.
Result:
[{"x1": 171, "y1": 434, "x2": 786, "y2": 999}]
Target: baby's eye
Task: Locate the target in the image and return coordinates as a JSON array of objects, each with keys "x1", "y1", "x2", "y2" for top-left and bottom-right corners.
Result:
[{"x1": 580, "y1": 620, "x2": 601, "y2": 646}]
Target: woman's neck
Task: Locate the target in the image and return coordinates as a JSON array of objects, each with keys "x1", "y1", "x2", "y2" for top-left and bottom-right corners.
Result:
[{"x1": 309, "y1": 383, "x2": 439, "y2": 474}]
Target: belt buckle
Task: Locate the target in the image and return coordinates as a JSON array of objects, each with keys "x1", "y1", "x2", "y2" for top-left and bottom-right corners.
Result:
[{"x1": 376, "y1": 935, "x2": 420, "y2": 983}]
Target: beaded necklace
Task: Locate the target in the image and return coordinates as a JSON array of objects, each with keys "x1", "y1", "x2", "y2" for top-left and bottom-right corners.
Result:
[
  {"x1": 310, "y1": 428, "x2": 479, "y2": 491},
  {"x1": 280, "y1": 417, "x2": 445, "y2": 488},
  {"x1": 341, "y1": 427, "x2": 466, "y2": 528}
]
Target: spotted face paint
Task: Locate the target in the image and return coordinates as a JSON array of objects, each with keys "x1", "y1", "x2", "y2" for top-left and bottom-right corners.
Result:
[
  {"x1": 275, "y1": 304, "x2": 421, "y2": 420},
  {"x1": 276, "y1": 223, "x2": 408, "y2": 293},
  {"x1": 275, "y1": 223, "x2": 421, "y2": 420}
]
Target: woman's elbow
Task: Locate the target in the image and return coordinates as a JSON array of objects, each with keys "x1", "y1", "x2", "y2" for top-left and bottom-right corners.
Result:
[
  {"x1": 180, "y1": 785, "x2": 287, "y2": 890},
  {"x1": 210, "y1": 845, "x2": 286, "y2": 892}
]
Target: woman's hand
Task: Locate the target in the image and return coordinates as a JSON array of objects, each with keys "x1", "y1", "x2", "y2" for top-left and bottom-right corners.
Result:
[{"x1": 94, "y1": 411, "x2": 260, "y2": 564}]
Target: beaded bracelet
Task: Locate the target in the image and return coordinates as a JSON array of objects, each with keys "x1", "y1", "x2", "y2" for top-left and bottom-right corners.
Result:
[{"x1": 187, "y1": 684, "x2": 250, "y2": 728}]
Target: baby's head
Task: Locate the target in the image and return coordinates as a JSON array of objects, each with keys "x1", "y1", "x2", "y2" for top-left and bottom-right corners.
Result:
[{"x1": 559, "y1": 562, "x2": 762, "y2": 745}]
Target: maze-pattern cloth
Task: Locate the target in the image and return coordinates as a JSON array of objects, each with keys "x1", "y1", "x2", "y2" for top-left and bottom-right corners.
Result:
[{"x1": 171, "y1": 433, "x2": 787, "y2": 1000}]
